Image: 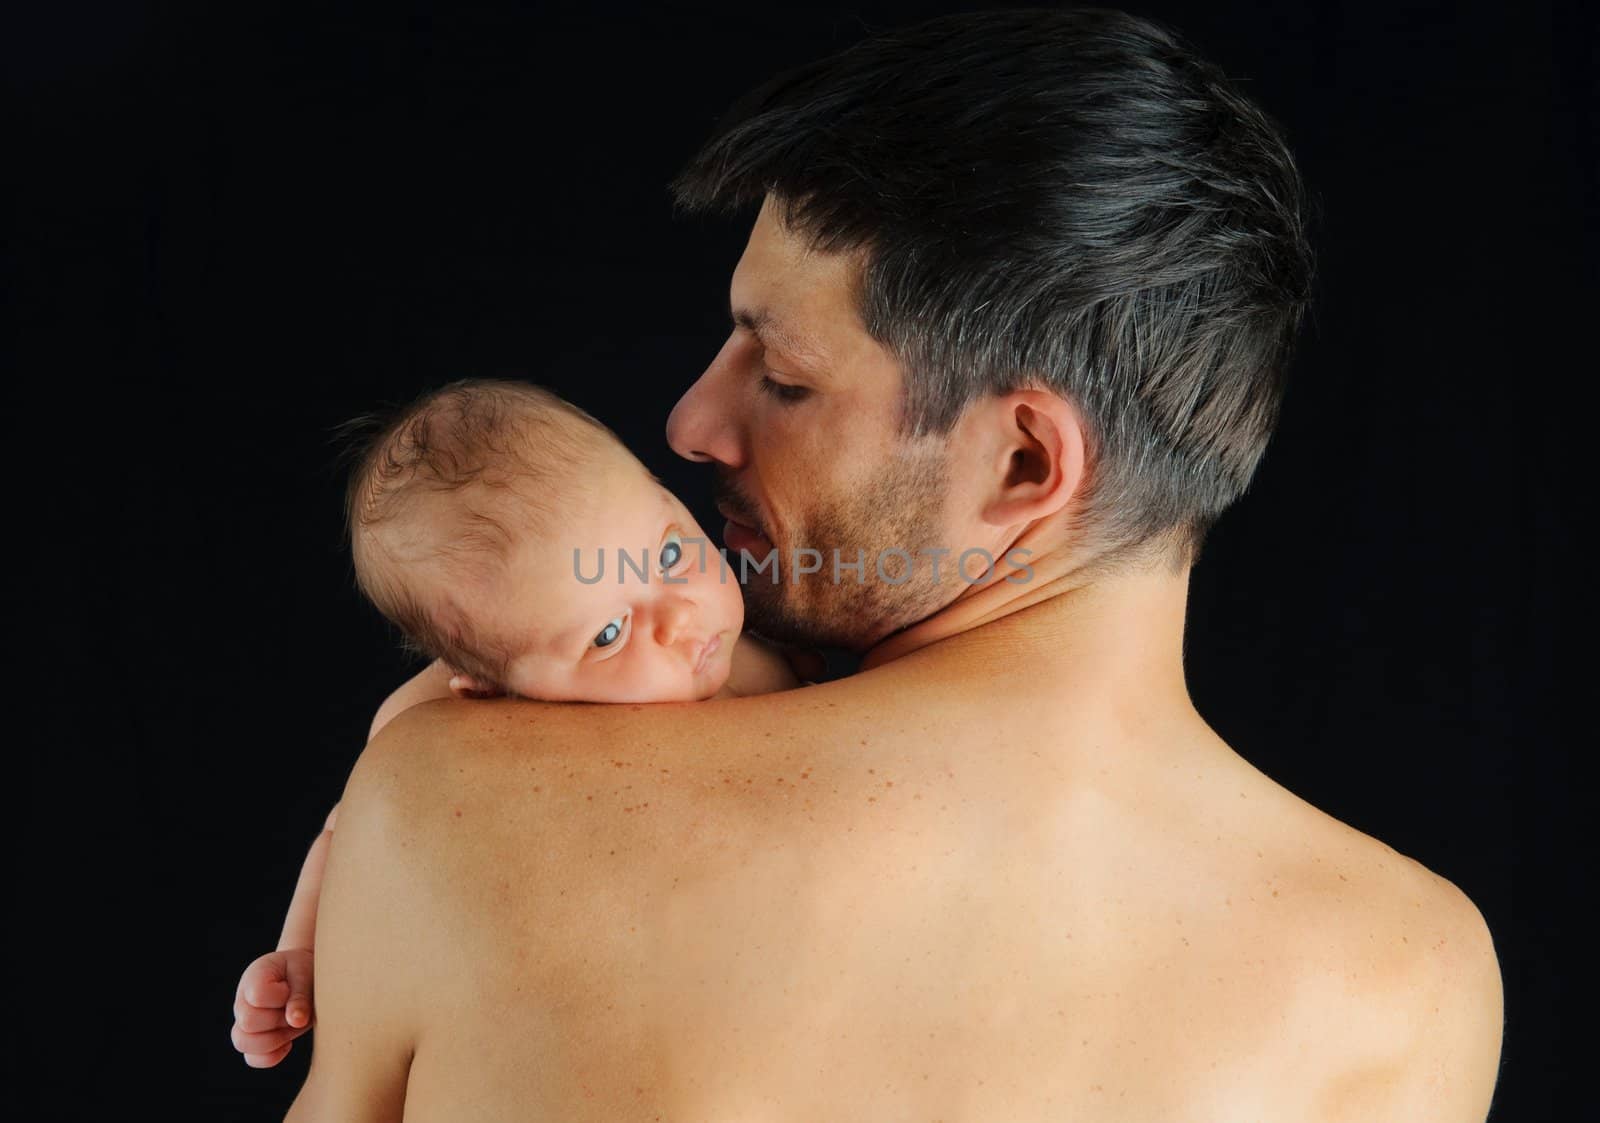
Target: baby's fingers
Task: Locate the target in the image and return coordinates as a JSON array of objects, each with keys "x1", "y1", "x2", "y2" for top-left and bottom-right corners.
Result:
[
  {"x1": 242, "y1": 1041, "x2": 294, "y2": 1069},
  {"x1": 232, "y1": 1021, "x2": 306, "y2": 1059},
  {"x1": 233, "y1": 1000, "x2": 288, "y2": 1035},
  {"x1": 241, "y1": 975, "x2": 290, "y2": 1009}
]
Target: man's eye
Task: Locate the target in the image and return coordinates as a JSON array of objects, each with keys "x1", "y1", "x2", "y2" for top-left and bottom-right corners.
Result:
[
  {"x1": 757, "y1": 373, "x2": 810, "y2": 403},
  {"x1": 593, "y1": 615, "x2": 627, "y2": 649},
  {"x1": 658, "y1": 530, "x2": 685, "y2": 574}
]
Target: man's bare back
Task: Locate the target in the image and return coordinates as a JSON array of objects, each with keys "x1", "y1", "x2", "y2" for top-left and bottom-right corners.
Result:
[{"x1": 308, "y1": 598, "x2": 1499, "y2": 1122}]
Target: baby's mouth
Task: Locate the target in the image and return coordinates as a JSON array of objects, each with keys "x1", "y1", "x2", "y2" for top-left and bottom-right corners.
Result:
[{"x1": 693, "y1": 632, "x2": 723, "y2": 674}]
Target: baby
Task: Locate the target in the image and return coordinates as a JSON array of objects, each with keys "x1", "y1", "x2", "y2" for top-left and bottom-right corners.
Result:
[{"x1": 230, "y1": 377, "x2": 804, "y2": 1067}]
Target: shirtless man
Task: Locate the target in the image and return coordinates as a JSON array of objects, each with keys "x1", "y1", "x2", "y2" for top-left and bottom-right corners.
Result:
[{"x1": 284, "y1": 9, "x2": 1504, "y2": 1120}]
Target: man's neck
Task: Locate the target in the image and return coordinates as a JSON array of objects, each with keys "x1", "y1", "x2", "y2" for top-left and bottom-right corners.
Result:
[{"x1": 859, "y1": 543, "x2": 1197, "y2": 722}]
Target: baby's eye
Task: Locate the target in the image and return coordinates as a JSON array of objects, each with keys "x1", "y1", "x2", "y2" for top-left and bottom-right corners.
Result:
[
  {"x1": 657, "y1": 530, "x2": 685, "y2": 574},
  {"x1": 593, "y1": 615, "x2": 627, "y2": 649}
]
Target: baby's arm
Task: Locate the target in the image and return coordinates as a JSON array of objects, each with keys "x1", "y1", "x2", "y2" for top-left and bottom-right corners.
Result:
[
  {"x1": 232, "y1": 807, "x2": 337, "y2": 1066},
  {"x1": 275, "y1": 803, "x2": 339, "y2": 956},
  {"x1": 279, "y1": 659, "x2": 463, "y2": 949},
  {"x1": 233, "y1": 659, "x2": 464, "y2": 1066}
]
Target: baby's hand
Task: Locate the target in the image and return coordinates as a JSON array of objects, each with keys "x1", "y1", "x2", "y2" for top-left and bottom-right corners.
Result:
[{"x1": 231, "y1": 948, "x2": 315, "y2": 1067}]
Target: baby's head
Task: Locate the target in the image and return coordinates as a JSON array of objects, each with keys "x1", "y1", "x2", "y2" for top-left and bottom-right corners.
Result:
[{"x1": 343, "y1": 378, "x2": 744, "y2": 703}]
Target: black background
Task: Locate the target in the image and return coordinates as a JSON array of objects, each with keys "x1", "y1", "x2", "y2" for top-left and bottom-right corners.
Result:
[{"x1": 10, "y1": 1, "x2": 1585, "y2": 1118}]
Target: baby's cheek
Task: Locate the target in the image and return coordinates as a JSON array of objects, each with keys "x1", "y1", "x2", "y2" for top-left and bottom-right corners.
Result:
[
  {"x1": 704, "y1": 657, "x2": 734, "y2": 699},
  {"x1": 699, "y1": 560, "x2": 745, "y2": 626},
  {"x1": 599, "y1": 650, "x2": 682, "y2": 704},
  {"x1": 508, "y1": 665, "x2": 562, "y2": 703}
]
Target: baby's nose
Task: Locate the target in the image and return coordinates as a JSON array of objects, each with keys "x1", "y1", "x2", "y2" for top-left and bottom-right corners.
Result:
[{"x1": 653, "y1": 597, "x2": 694, "y2": 646}]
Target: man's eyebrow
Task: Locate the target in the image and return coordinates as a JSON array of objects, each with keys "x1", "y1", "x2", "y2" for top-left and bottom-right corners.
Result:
[{"x1": 728, "y1": 297, "x2": 825, "y2": 367}]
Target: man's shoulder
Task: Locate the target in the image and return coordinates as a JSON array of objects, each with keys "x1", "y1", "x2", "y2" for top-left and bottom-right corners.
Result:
[
  {"x1": 1169, "y1": 755, "x2": 1502, "y2": 1121},
  {"x1": 344, "y1": 697, "x2": 461, "y2": 810},
  {"x1": 1273, "y1": 809, "x2": 1500, "y2": 1012},
  {"x1": 349, "y1": 686, "x2": 858, "y2": 807},
  {"x1": 351, "y1": 695, "x2": 602, "y2": 795},
  {"x1": 341, "y1": 696, "x2": 569, "y2": 855},
  {"x1": 1364, "y1": 850, "x2": 1503, "y2": 1120},
  {"x1": 1227, "y1": 772, "x2": 1498, "y2": 991},
  {"x1": 344, "y1": 692, "x2": 787, "y2": 860},
  {"x1": 1266, "y1": 826, "x2": 1504, "y2": 1121}
]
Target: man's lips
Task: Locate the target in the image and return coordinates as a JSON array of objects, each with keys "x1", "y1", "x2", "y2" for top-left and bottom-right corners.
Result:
[
  {"x1": 722, "y1": 518, "x2": 772, "y2": 555},
  {"x1": 715, "y1": 501, "x2": 763, "y2": 534},
  {"x1": 716, "y1": 501, "x2": 773, "y2": 554}
]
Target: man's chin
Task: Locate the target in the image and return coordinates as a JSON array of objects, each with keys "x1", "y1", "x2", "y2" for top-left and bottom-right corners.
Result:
[{"x1": 740, "y1": 585, "x2": 869, "y2": 651}]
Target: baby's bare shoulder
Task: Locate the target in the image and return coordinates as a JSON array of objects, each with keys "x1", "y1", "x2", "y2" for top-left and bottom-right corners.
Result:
[{"x1": 721, "y1": 632, "x2": 804, "y2": 696}]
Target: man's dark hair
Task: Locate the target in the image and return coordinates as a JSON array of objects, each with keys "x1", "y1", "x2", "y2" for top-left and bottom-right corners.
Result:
[{"x1": 670, "y1": 5, "x2": 1319, "y2": 564}]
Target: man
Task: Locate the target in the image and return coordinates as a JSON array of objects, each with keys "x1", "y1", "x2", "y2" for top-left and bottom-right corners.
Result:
[{"x1": 286, "y1": 8, "x2": 1503, "y2": 1120}]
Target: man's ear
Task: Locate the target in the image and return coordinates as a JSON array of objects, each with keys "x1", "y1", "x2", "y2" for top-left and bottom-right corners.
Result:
[{"x1": 971, "y1": 388, "x2": 1088, "y2": 528}]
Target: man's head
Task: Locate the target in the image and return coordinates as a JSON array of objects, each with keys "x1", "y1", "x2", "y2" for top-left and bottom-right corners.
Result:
[
  {"x1": 342, "y1": 378, "x2": 744, "y2": 703},
  {"x1": 665, "y1": 6, "x2": 1317, "y2": 650}
]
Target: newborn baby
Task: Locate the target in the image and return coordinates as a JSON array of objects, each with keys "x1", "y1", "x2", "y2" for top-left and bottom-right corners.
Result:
[{"x1": 230, "y1": 377, "x2": 803, "y2": 1067}]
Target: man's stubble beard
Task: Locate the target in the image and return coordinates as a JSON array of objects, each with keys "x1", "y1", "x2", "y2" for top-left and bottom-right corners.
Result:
[{"x1": 740, "y1": 440, "x2": 956, "y2": 651}]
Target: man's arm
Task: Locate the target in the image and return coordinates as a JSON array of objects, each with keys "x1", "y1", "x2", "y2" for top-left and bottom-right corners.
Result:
[{"x1": 282, "y1": 722, "x2": 438, "y2": 1122}]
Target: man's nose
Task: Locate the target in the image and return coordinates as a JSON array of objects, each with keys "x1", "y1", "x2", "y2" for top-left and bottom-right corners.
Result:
[
  {"x1": 667, "y1": 335, "x2": 745, "y2": 468},
  {"x1": 653, "y1": 596, "x2": 695, "y2": 648}
]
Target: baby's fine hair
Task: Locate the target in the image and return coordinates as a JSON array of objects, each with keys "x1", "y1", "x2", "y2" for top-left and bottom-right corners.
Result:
[{"x1": 335, "y1": 377, "x2": 624, "y2": 688}]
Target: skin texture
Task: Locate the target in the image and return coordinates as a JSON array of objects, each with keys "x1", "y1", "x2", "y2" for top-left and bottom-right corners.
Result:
[{"x1": 284, "y1": 198, "x2": 1504, "y2": 1122}]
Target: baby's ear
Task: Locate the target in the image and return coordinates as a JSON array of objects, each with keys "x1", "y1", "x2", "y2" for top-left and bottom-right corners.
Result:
[{"x1": 447, "y1": 674, "x2": 501, "y2": 699}]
